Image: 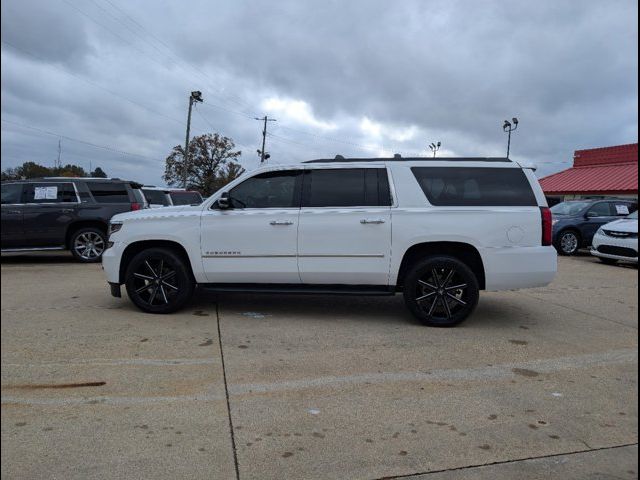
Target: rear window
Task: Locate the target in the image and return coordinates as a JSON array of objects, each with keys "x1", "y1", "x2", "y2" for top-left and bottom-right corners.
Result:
[
  {"x1": 142, "y1": 189, "x2": 171, "y2": 206},
  {"x1": 170, "y1": 191, "x2": 203, "y2": 205},
  {"x1": 88, "y1": 182, "x2": 130, "y2": 203},
  {"x1": 411, "y1": 167, "x2": 537, "y2": 207}
]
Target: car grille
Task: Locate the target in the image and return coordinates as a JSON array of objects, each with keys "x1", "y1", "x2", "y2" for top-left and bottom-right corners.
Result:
[
  {"x1": 603, "y1": 229, "x2": 638, "y2": 239},
  {"x1": 597, "y1": 245, "x2": 638, "y2": 257}
]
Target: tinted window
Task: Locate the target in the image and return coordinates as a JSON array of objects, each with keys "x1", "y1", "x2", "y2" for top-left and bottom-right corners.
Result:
[
  {"x1": 25, "y1": 183, "x2": 77, "y2": 203},
  {"x1": 170, "y1": 191, "x2": 203, "y2": 205},
  {"x1": 142, "y1": 189, "x2": 171, "y2": 206},
  {"x1": 1, "y1": 184, "x2": 23, "y2": 204},
  {"x1": 588, "y1": 202, "x2": 612, "y2": 217},
  {"x1": 411, "y1": 167, "x2": 537, "y2": 206},
  {"x1": 303, "y1": 168, "x2": 391, "y2": 207},
  {"x1": 229, "y1": 170, "x2": 302, "y2": 208},
  {"x1": 88, "y1": 182, "x2": 130, "y2": 203}
]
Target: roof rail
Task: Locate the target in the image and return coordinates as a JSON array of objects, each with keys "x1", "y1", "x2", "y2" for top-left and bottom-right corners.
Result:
[{"x1": 303, "y1": 156, "x2": 512, "y2": 164}]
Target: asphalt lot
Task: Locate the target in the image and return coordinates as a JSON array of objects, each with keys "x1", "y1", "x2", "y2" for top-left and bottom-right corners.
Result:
[{"x1": 1, "y1": 252, "x2": 638, "y2": 480}]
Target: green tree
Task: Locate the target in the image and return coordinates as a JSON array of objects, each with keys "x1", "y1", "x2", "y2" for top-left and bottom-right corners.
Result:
[
  {"x1": 54, "y1": 164, "x2": 87, "y2": 177},
  {"x1": 163, "y1": 133, "x2": 244, "y2": 196},
  {"x1": 90, "y1": 167, "x2": 108, "y2": 178},
  {"x1": 18, "y1": 161, "x2": 52, "y2": 178}
]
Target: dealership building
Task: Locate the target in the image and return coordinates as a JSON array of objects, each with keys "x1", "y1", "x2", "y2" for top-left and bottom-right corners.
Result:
[{"x1": 540, "y1": 143, "x2": 638, "y2": 204}]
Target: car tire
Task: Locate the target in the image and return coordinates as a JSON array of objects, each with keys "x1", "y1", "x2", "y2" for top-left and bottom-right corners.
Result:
[
  {"x1": 403, "y1": 256, "x2": 479, "y2": 327},
  {"x1": 70, "y1": 227, "x2": 108, "y2": 263},
  {"x1": 125, "y1": 248, "x2": 194, "y2": 314},
  {"x1": 555, "y1": 230, "x2": 581, "y2": 256},
  {"x1": 598, "y1": 257, "x2": 618, "y2": 265}
]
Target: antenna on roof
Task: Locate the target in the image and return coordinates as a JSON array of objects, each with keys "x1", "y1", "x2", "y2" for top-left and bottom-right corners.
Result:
[
  {"x1": 334, "y1": 155, "x2": 345, "y2": 161},
  {"x1": 393, "y1": 154, "x2": 402, "y2": 159}
]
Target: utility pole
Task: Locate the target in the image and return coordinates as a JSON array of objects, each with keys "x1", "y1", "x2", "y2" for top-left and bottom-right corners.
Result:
[
  {"x1": 502, "y1": 117, "x2": 519, "y2": 158},
  {"x1": 183, "y1": 91, "x2": 203, "y2": 188},
  {"x1": 254, "y1": 116, "x2": 276, "y2": 163},
  {"x1": 56, "y1": 139, "x2": 62, "y2": 169}
]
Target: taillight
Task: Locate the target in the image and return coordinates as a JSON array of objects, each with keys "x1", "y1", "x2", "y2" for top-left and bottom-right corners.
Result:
[
  {"x1": 541, "y1": 207, "x2": 552, "y2": 246},
  {"x1": 131, "y1": 202, "x2": 142, "y2": 211}
]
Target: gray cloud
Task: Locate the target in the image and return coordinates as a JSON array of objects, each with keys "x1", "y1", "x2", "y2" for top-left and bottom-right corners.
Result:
[{"x1": 1, "y1": 0, "x2": 637, "y2": 185}]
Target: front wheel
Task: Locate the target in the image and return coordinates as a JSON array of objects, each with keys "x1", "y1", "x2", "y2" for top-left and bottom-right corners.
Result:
[
  {"x1": 125, "y1": 248, "x2": 194, "y2": 313},
  {"x1": 556, "y1": 230, "x2": 580, "y2": 256},
  {"x1": 403, "y1": 256, "x2": 479, "y2": 327}
]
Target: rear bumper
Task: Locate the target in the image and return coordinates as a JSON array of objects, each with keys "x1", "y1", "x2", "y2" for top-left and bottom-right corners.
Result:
[{"x1": 482, "y1": 246, "x2": 557, "y2": 291}]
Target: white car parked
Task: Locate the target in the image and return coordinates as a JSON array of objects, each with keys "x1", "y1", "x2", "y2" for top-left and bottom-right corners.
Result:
[
  {"x1": 103, "y1": 156, "x2": 557, "y2": 326},
  {"x1": 591, "y1": 210, "x2": 638, "y2": 265}
]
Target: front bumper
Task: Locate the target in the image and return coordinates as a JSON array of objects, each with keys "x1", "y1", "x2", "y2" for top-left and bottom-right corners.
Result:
[
  {"x1": 591, "y1": 231, "x2": 638, "y2": 263},
  {"x1": 102, "y1": 240, "x2": 127, "y2": 284}
]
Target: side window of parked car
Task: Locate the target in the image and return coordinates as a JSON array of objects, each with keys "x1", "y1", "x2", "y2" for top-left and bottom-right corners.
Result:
[
  {"x1": 24, "y1": 183, "x2": 77, "y2": 203},
  {"x1": 587, "y1": 202, "x2": 612, "y2": 217},
  {"x1": 229, "y1": 170, "x2": 303, "y2": 209},
  {"x1": 302, "y1": 168, "x2": 391, "y2": 207},
  {"x1": 611, "y1": 202, "x2": 636, "y2": 216},
  {"x1": 1, "y1": 183, "x2": 24, "y2": 204}
]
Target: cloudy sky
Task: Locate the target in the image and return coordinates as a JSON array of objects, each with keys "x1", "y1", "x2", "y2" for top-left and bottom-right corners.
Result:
[{"x1": 1, "y1": 0, "x2": 637, "y2": 185}]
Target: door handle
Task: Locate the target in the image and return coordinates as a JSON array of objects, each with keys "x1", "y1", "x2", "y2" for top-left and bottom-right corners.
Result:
[
  {"x1": 270, "y1": 220, "x2": 294, "y2": 226},
  {"x1": 360, "y1": 219, "x2": 386, "y2": 224},
  {"x1": 62, "y1": 209, "x2": 74, "y2": 213},
  {"x1": 6, "y1": 210, "x2": 21, "y2": 215}
]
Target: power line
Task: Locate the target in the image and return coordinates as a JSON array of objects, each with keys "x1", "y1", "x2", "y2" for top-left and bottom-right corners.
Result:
[
  {"x1": 1, "y1": 40, "x2": 186, "y2": 126},
  {"x1": 2, "y1": 119, "x2": 158, "y2": 160}
]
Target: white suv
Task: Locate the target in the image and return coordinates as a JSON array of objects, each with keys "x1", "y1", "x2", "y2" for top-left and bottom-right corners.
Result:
[{"x1": 103, "y1": 156, "x2": 557, "y2": 326}]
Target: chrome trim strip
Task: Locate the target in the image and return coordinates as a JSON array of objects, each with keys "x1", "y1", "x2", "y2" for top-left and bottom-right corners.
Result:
[
  {"x1": 202, "y1": 254, "x2": 385, "y2": 258},
  {"x1": 1, "y1": 247, "x2": 65, "y2": 252}
]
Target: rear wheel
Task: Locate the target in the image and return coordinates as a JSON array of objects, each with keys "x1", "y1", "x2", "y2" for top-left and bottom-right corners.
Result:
[
  {"x1": 125, "y1": 248, "x2": 194, "y2": 313},
  {"x1": 70, "y1": 227, "x2": 107, "y2": 263},
  {"x1": 403, "y1": 256, "x2": 479, "y2": 327},
  {"x1": 556, "y1": 230, "x2": 580, "y2": 256}
]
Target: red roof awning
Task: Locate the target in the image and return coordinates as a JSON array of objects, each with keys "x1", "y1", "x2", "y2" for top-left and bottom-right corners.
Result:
[{"x1": 540, "y1": 162, "x2": 638, "y2": 195}]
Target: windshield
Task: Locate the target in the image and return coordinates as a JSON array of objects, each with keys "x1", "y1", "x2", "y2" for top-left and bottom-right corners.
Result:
[
  {"x1": 550, "y1": 201, "x2": 590, "y2": 216},
  {"x1": 142, "y1": 189, "x2": 171, "y2": 206},
  {"x1": 627, "y1": 211, "x2": 638, "y2": 220},
  {"x1": 170, "y1": 191, "x2": 203, "y2": 205}
]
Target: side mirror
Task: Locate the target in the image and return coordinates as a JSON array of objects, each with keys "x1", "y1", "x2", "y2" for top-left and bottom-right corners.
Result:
[
  {"x1": 586, "y1": 211, "x2": 598, "y2": 218},
  {"x1": 217, "y1": 192, "x2": 230, "y2": 209}
]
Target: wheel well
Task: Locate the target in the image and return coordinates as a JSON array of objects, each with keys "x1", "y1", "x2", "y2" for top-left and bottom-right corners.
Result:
[
  {"x1": 65, "y1": 221, "x2": 108, "y2": 248},
  {"x1": 396, "y1": 242, "x2": 486, "y2": 290},
  {"x1": 118, "y1": 240, "x2": 194, "y2": 284},
  {"x1": 557, "y1": 227, "x2": 582, "y2": 244}
]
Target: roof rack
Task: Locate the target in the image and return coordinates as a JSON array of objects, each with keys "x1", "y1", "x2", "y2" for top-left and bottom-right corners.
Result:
[{"x1": 304, "y1": 154, "x2": 512, "y2": 163}]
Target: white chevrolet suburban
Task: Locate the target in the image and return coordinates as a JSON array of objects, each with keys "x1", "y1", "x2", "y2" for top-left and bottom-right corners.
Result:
[{"x1": 103, "y1": 156, "x2": 557, "y2": 326}]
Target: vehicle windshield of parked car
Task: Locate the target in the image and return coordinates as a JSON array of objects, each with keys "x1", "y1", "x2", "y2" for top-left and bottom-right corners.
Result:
[
  {"x1": 169, "y1": 191, "x2": 202, "y2": 205},
  {"x1": 627, "y1": 211, "x2": 638, "y2": 220},
  {"x1": 551, "y1": 201, "x2": 590, "y2": 215}
]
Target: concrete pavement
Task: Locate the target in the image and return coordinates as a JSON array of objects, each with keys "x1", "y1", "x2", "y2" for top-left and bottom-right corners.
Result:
[{"x1": 1, "y1": 252, "x2": 637, "y2": 479}]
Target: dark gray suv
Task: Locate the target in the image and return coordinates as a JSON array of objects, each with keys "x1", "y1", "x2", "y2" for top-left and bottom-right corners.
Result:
[{"x1": 1, "y1": 178, "x2": 142, "y2": 262}]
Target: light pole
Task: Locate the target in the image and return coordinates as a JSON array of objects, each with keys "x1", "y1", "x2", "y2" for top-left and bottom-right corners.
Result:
[
  {"x1": 183, "y1": 91, "x2": 203, "y2": 188},
  {"x1": 428, "y1": 141, "x2": 441, "y2": 158},
  {"x1": 503, "y1": 117, "x2": 518, "y2": 158}
]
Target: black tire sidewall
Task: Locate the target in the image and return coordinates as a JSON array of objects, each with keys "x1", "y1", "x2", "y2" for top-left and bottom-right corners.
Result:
[
  {"x1": 70, "y1": 227, "x2": 107, "y2": 263},
  {"x1": 403, "y1": 256, "x2": 479, "y2": 327},
  {"x1": 125, "y1": 248, "x2": 194, "y2": 314}
]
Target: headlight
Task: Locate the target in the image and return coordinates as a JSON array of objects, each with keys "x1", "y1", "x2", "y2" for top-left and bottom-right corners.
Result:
[
  {"x1": 552, "y1": 219, "x2": 560, "y2": 226},
  {"x1": 108, "y1": 222, "x2": 123, "y2": 236},
  {"x1": 596, "y1": 227, "x2": 604, "y2": 235}
]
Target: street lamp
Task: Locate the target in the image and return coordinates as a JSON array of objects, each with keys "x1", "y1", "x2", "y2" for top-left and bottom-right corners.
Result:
[
  {"x1": 183, "y1": 91, "x2": 204, "y2": 188},
  {"x1": 503, "y1": 117, "x2": 518, "y2": 158},
  {"x1": 428, "y1": 141, "x2": 441, "y2": 158}
]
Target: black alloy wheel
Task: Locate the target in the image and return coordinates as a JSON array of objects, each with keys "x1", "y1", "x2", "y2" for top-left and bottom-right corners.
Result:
[
  {"x1": 125, "y1": 248, "x2": 194, "y2": 313},
  {"x1": 70, "y1": 228, "x2": 107, "y2": 262},
  {"x1": 404, "y1": 256, "x2": 479, "y2": 327}
]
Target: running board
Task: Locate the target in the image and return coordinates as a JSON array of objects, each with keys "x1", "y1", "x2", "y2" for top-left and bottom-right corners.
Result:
[
  {"x1": 199, "y1": 283, "x2": 395, "y2": 296},
  {"x1": 1, "y1": 246, "x2": 65, "y2": 253}
]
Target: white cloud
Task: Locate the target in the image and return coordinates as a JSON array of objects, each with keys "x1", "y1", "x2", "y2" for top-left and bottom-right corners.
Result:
[{"x1": 262, "y1": 97, "x2": 337, "y2": 131}]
